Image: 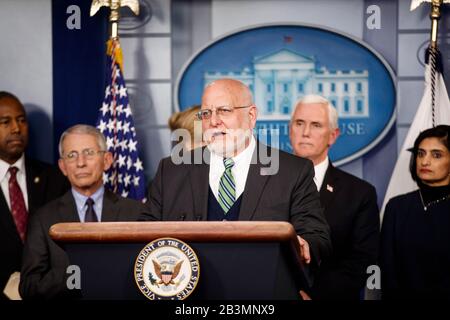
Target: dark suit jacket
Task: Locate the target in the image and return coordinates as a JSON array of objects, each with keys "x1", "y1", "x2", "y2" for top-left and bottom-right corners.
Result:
[
  {"x1": 380, "y1": 191, "x2": 450, "y2": 300},
  {"x1": 19, "y1": 189, "x2": 150, "y2": 300},
  {"x1": 0, "y1": 157, "x2": 69, "y2": 297},
  {"x1": 311, "y1": 164, "x2": 379, "y2": 300},
  {"x1": 142, "y1": 143, "x2": 332, "y2": 269}
]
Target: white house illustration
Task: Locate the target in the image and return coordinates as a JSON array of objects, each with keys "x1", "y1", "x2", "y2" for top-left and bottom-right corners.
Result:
[{"x1": 204, "y1": 48, "x2": 369, "y2": 120}]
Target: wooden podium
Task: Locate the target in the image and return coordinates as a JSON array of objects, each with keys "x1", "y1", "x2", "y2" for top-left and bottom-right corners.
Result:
[{"x1": 50, "y1": 221, "x2": 306, "y2": 300}]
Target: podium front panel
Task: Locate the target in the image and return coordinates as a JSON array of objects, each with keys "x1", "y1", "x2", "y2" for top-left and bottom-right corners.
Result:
[{"x1": 63, "y1": 241, "x2": 301, "y2": 300}]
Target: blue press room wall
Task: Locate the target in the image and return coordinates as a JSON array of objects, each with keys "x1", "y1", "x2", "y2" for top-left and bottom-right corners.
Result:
[{"x1": 1, "y1": 0, "x2": 448, "y2": 206}]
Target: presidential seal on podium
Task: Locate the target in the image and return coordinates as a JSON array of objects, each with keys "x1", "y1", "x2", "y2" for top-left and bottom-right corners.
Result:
[{"x1": 134, "y1": 238, "x2": 200, "y2": 300}]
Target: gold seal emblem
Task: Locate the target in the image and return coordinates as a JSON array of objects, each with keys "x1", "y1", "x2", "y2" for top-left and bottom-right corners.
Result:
[{"x1": 134, "y1": 238, "x2": 200, "y2": 300}]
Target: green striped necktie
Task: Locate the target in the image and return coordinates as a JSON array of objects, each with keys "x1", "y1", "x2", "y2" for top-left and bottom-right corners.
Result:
[{"x1": 218, "y1": 158, "x2": 236, "y2": 214}]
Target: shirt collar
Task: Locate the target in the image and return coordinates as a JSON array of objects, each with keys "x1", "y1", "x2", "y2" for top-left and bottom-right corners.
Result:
[
  {"x1": 71, "y1": 185, "x2": 105, "y2": 212},
  {"x1": 314, "y1": 156, "x2": 329, "y2": 191},
  {"x1": 0, "y1": 154, "x2": 26, "y2": 181}
]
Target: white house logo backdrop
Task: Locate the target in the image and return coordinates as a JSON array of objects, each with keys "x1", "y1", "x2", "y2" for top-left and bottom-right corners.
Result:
[
  {"x1": 134, "y1": 238, "x2": 200, "y2": 300},
  {"x1": 176, "y1": 24, "x2": 396, "y2": 165}
]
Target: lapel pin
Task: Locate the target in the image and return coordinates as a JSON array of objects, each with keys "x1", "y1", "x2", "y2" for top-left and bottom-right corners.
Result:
[
  {"x1": 326, "y1": 184, "x2": 334, "y2": 193},
  {"x1": 34, "y1": 177, "x2": 40, "y2": 184}
]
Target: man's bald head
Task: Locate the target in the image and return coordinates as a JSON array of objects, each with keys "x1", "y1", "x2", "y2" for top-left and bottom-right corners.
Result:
[{"x1": 202, "y1": 78, "x2": 253, "y2": 107}]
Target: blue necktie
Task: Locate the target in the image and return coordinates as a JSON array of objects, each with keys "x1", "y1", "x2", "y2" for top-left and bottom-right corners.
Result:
[{"x1": 85, "y1": 198, "x2": 98, "y2": 222}]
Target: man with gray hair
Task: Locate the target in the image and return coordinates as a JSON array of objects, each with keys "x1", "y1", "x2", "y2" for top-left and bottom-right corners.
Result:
[
  {"x1": 290, "y1": 95, "x2": 379, "y2": 300},
  {"x1": 20, "y1": 124, "x2": 150, "y2": 299},
  {"x1": 143, "y1": 79, "x2": 332, "y2": 284}
]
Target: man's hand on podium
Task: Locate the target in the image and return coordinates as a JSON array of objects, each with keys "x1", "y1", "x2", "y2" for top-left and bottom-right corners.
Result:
[
  {"x1": 297, "y1": 235, "x2": 311, "y2": 264},
  {"x1": 299, "y1": 290, "x2": 312, "y2": 300}
]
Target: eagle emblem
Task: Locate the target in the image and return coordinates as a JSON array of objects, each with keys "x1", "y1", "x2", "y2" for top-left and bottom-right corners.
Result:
[
  {"x1": 90, "y1": 0, "x2": 140, "y2": 17},
  {"x1": 135, "y1": 238, "x2": 200, "y2": 300},
  {"x1": 152, "y1": 259, "x2": 183, "y2": 286}
]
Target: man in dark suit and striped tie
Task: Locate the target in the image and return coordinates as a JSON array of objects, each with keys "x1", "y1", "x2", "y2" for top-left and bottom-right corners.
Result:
[{"x1": 143, "y1": 78, "x2": 331, "y2": 274}]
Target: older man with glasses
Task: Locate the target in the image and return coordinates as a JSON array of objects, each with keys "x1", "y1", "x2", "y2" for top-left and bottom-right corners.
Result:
[
  {"x1": 289, "y1": 95, "x2": 379, "y2": 300},
  {"x1": 142, "y1": 79, "x2": 331, "y2": 292},
  {"x1": 20, "y1": 124, "x2": 150, "y2": 300}
]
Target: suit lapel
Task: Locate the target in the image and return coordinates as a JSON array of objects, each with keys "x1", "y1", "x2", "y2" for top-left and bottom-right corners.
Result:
[
  {"x1": 101, "y1": 190, "x2": 120, "y2": 222},
  {"x1": 0, "y1": 158, "x2": 42, "y2": 241},
  {"x1": 239, "y1": 143, "x2": 270, "y2": 221},
  {"x1": 189, "y1": 148, "x2": 210, "y2": 220},
  {"x1": 319, "y1": 163, "x2": 338, "y2": 211},
  {"x1": 0, "y1": 188, "x2": 21, "y2": 240},
  {"x1": 0, "y1": 190, "x2": 10, "y2": 216},
  {"x1": 25, "y1": 157, "x2": 42, "y2": 215},
  {"x1": 57, "y1": 191, "x2": 81, "y2": 223},
  {"x1": 57, "y1": 189, "x2": 120, "y2": 223}
]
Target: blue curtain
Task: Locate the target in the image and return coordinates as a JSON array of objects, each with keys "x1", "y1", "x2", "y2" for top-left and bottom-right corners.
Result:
[{"x1": 52, "y1": 0, "x2": 108, "y2": 161}]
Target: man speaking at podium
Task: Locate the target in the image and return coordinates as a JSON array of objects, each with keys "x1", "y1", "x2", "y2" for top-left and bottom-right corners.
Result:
[{"x1": 143, "y1": 79, "x2": 331, "y2": 273}]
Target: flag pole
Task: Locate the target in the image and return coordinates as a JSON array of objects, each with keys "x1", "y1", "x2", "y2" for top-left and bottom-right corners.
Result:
[
  {"x1": 89, "y1": 0, "x2": 146, "y2": 201},
  {"x1": 382, "y1": 0, "x2": 450, "y2": 218},
  {"x1": 90, "y1": 0, "x2": 140, "y2": 40},
  {"x1": 429, "y1": 0, "x2": 443, "y2": 48},
  {"x1": 428, "y1": 0, "x2": 443, "y2": 126}
]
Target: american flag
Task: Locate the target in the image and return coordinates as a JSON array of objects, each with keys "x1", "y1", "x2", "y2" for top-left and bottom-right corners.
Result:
[{"x1": 96, "y1": 39, "x2": 146, "y2": 201}]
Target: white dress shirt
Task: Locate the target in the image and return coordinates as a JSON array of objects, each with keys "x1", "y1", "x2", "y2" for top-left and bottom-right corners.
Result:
[
  {"x1": 0, "y1": 154, "x2": 29, "y2": 211},
  {"x1": 209, "y1": 135, "x2": 256, "y2": 201},
  {"x1": 313, "y1": 157, "x2": 329, "y2": 191}
]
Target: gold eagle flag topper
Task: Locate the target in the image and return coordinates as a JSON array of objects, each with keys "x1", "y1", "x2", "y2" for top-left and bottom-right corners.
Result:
[
  {"x1": 90, "y1": 0, "x2": 140, "y2": 39},
  {"x1": 410, "y1": 0, "x2": 449, "y2": 126},
  {"x1": 410, "y1": 0, "x2": 450, "y2": 47}
]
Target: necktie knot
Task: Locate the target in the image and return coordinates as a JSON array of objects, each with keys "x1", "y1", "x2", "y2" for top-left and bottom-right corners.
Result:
[
  {"x1": 9, "y1": 166, "x2": 18, "y2": 178},
  {"x1": 84, "y1": 198, "x2": 98, "y2": 222},
  {"x1": 223, "y1": 158, "x2": 234, "y2": 170},
  {"x1": 86, "y1": 198, "x2": 95, "y2": 207}
]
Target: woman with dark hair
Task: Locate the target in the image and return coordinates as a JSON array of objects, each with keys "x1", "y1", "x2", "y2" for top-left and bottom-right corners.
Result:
[{"x1": 380, "y1": 125, "x2": 450, "y2": 299}]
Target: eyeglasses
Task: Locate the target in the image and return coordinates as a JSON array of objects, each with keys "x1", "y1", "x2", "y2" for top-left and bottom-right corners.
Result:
[
  {"x1": 62, "y1": 149, "x2": 106, "y2": 162},
  {"x1": 196, "y1": 105, "x2": 251, "y2": 120}
]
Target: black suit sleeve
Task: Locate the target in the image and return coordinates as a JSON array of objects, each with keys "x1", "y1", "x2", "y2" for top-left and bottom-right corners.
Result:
[
  {"x1": 290, "y1": 159, "x2": 332, "y2": 268},
  {"x1": 313, "y1": 185, "x2": 379, "y2": 299},
  {"x1": 19, "y1": 211, "x2": 72, "y2": 300},
  {"x1": 380, "y1": 199, "x2": 400, "y2": 299},
  {"x1": 139, "y1": 159, "x2": 163, "y2": 221}
]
